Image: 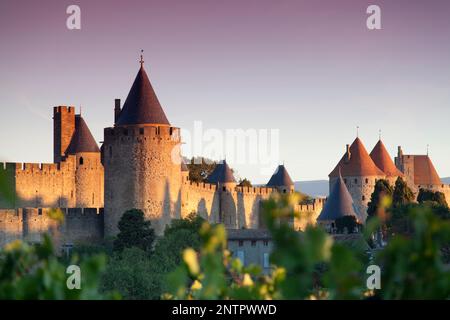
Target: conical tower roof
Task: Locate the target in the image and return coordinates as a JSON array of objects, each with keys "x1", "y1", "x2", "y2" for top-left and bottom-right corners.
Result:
[
  {"x1": 369, "y1": 140, "x2": 403, "y2": 177},
  {"x1": 206, "y1": 160, "x2": 236, "y2": 184},
  {"x1": 267, "y1": 165, "x2": 294, "y2": 187},
  {"x1": 116, "y1": 64, "x2": 170, "y2": 126},
  {"x1": 413, "y1": 155, "x2": 442, "y2": 185},
  {"x1": 67, "y1": 115, "x2": 100, "y2": 154},
  {"x1": 329, "y1": 137, "x2": 385, "y2": 178},
  {"x1": 318, "y1": 172, "x2": 363, "y2": 222}
]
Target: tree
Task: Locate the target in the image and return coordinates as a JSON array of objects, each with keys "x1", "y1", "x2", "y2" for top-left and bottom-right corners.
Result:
[
  {"x1": 335, "y1": 216, "x2": 359, "y2": 234},
  {"x1": 113, "y1": 209, "x2": 155, "y2": 252},
  {"x1": 187, "y1": 157, "x2": 217, "y2": 183},
  {"x1": 101, "y1": 247, "x2": 155, "y2": 300},
  {"x1": 367, "y1": 179, "x2": 393, "y2": 218},
  {"x1": 417, "y1": 189, "x2": 448, "y2": 208},
  {"x1": 0, "y1": 235, "x2": 115, "y2": 299},
  {"x1": 392, "y1": 177, "x2": 414, "y2": 207},
  {"x1": 238, "y1": 178, "x2": 252, "y2": 187},
  {"x1": 102, "y1": 213, "x2": 205, "y2": 299}
]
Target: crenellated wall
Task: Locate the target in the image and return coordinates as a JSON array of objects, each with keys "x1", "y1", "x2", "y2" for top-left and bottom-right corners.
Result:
[
  {"x1": 0, "y1": 157, "x2": 77, "y2": 209},
  {"x1": 0, "y1": 208, "x2": 104, "y2": 249}
]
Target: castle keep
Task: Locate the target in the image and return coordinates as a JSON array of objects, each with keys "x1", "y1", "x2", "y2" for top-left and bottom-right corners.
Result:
[{"x1": 0, "y1": 58, "x2": 323, "y2": 248}]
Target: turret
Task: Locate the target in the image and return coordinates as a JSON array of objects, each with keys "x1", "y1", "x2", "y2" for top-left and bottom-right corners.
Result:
[
  {"x1": 66, "y1": 115, "x2": 103, "y2": 208},
  {"x1": 206, "y1": 160, "x2": 237, "y2": 227},
  {"x1": 369, "y1": 139, "x2": 403, "y2": 185},
  {"x1": 266, "y1": 164, "x2": 295, "y2": 194},
  {"x1": 329, "y1": 137, "x2": 385, "y2": 218},
  {"x1": 104, "y1": 53, "x2": 182, "y2": 236}
]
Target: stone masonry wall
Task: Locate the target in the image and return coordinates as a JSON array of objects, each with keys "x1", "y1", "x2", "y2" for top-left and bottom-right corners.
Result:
[{"x1": 0, "y1": 208, "x2": 104, "y2": 249}]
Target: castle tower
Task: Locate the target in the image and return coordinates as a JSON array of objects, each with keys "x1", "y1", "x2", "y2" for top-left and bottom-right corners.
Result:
[
  {"x1": 317, "y1": 170, "x2": 361, "y2": 232},
  {"x1": 395, "y1": 146, "x2": 444, "y2": 196},
  {"x1": 206, "y1": 160, "x2": 237, "y2": 227},
  {"x1": 66, "y1": 115, "x2": 103, "y2": 208},
  {"x1": 369, "y1": 139, "x2": 403, "y2": 186},
  {"x1": 53, "y1": 106, "x2": 76, "y2": 163},
  {"x1": 266, "y1": 164, "x2": 295, "y2": 194},
  {"x1": 103, "y1": 57, "x2": 182, "y2": 236},
  {"x1": 329, "y1": 137, "x2": 385, "y2": 222}
]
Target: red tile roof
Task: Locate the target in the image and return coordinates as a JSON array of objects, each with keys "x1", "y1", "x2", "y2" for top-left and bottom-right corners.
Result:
[
  {"x1": 329, "y1": 137, "x2": 385, "y2": 178},
  {"x1": 369, "y1": 140, "x2": 403, "y2": 177},
  {"x1": 413, "y1": 155, "x2": 442, "y2": 185}
]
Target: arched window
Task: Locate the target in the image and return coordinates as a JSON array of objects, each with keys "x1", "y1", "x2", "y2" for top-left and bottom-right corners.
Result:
[{"x1": 79, "y1": 157, "x2": 84, "y2": 165}]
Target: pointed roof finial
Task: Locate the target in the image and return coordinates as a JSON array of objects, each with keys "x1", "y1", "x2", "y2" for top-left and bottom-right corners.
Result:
[
  {"x1": 356, "y1": 126, "x2": 359, "y2": 138},
  {"x1": 427, "y1": 144, "x2": 429, "y2": 156},
  {"x1": 139, "y1": 49, "x2": 144, "y2": 67},
  {"x1": 80, "y1": 105, "x2": 82, "y2": 116},
  {"x1": 378, "y1": 129, "x2": 381, "y2": 140}
]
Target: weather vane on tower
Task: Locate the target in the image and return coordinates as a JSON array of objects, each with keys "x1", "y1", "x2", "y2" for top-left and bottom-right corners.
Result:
[{"x1": 140, "y1": 49, "x2": 144, "y2": 67}]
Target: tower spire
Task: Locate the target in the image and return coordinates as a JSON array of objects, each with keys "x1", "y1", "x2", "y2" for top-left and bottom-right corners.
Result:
[
  {"x1": 139, "y1": 49, "x2": 144, "y2": 67},
  {"x1": 427, "y1": 144, "x2": 429, "y2": 156},
  {"x1": 378, "y1": 129, "x2": 381, "y2": 140},
  {"x1": 356, "y1": 126, "x2": 359, "y2": 138}
]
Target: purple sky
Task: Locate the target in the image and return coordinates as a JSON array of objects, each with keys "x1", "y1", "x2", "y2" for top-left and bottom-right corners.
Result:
[{"x1": 1, "y1": 0, "x2": 450, "y2": 183}]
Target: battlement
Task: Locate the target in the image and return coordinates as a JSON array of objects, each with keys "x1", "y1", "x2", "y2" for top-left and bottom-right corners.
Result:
[
  {"x1": 104, "y1": 125, "x2": 181, "y2": 142},
  {"x1": 235, "y1": 186, "x2": 275, "y2": 195},
  {"x1": 53, "y1": 106, "x2": 75, "y2": 114},
  {"x1": 184, "y1": 180, "x2": 218, "y2": 192},
  {"x1": 297, "y1": 198, "x2": 326, "y2": 212},
  {"x1": 1, "y1": 157, "x2": 75, "y2": 175}
]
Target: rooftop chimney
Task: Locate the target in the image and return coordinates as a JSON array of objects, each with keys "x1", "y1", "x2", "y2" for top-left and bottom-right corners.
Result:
[{"x1": 114, "y1": 99, "x2": 121, "y2": 124}]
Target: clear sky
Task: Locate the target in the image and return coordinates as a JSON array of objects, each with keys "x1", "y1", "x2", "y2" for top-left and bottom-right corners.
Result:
[{"x1": 1, "y1": 0, "x2": 449, "y2": 184}]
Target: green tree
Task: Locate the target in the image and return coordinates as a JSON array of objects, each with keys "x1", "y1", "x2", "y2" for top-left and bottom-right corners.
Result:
[
  {"x1": 335, "y1": 216, "x2": 359, "y2": 234},
  {"x1": 101, "y1": 247, "x2": 154, "y2": 300},
  {"x1": 367, "y1": 179, "x2": 393, "y2": 218},
  {"x1": 101, "y1": 213, "x2": 204, "y2": 299},
  {"x1": 187, "y1": 157, "x2": 217, "y2": 183},
  {"x1": 113, "y1": 209, "x2": 155, "y2": 252},
  {"x1": 392, "y1": 177, "x2": 414, "y2": 207},
  {"x1": 417, "y1": 188, "x2": 448, "y2": 207},
  {"x1": 238, "y1": 178, "x2": 252, "y2": 187},
  {"x1": 0, "y1": 235, "x2": 115, "y2": 299}
]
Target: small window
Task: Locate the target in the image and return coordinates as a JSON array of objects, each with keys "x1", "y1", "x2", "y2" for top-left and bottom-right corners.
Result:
[
  {"x1": 263, "y1": 240, "x2": 269, "y2": 246},
  {"x1": 223, "y1": 186, "x2": 226, "y2": 191},
  {"x1": 362, "y1": 195, "x2": 365, "y2": 201},
  {"x1": 354, "y1": 178, "x2": 357, "y2": 184},
  {"x1": 365, "y1": 178, "x2": 369, "y2": 184},
  {"x1": 124, "y1": 129, "x2": 128, "y2": 136},
  {"x1": 238, "y1": 240, "x2": 244, "y2": 247},
  {"x1": 283, "y1": 189, "x2": 286, "y2": 194},
  {"x1": 344, "y1": 178, "x2": 347, "y2": 184},
  {"x1": 139, "y1": 128, "x2": 144, "y2": 135},
  {"x1": 79, "y1": 157, "x2": 84, "y2": 165},
  {"x1": 251, "y1": 240, "x2": 256, "y2": 247}
]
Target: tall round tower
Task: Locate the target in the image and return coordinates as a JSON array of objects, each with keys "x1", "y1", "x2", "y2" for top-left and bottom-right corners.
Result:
[
  {"x1": 329, "y1": 137, "x2": 385, "y2": 223},
  {"x1": 103, "y1": 56, "x2": 182, "y2": 236}
]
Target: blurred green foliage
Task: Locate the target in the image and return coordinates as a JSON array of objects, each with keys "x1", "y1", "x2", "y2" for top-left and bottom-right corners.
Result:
[
  {"x1": 164, "y1": 194, "x2": 450, "y2": 300},
  {"x1": 0, "y1": 234, "x2": 115, "y2": 299}
]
